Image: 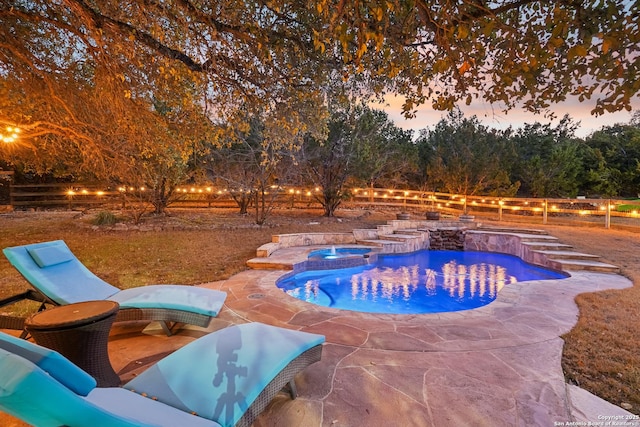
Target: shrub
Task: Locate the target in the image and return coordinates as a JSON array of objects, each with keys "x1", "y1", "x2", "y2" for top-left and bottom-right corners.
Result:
[{"x1": 92, "y1": 211, "x2": 118, "y2": 226}]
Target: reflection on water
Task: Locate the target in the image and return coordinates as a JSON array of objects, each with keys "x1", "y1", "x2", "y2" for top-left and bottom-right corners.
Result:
[{"x1": 287, "y1": 262, "x2": 516, "y2": 305}]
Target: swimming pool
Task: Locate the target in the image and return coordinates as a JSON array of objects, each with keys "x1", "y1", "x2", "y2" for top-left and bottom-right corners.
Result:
[{"x1": 277, "y1": 250, "x2": 568, "y2": 314}]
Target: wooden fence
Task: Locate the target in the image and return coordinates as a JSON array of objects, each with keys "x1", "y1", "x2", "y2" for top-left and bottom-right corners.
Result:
[
  {"x1": 0, "y1": 171, "x2": 12, "y2": 205},
  {"x1": 349, "y1": 188, "x2": 640, "y2": 230}
]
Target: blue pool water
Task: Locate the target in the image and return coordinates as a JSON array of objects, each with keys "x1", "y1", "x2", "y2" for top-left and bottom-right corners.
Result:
[{"x1": 278, "y1": 250, "x2": 568, "y2": 314}]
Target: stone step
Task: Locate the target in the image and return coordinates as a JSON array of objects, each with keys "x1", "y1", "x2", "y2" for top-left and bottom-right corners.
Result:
[
  {"x1": 534, "y1": 250, "x2": 601, "y2": 261},
  {"x1": 246, "y1": 257, "x2": 293, "y2": 270},
  {"x1": 520, "y1": 241, "x2": 574, "y2": 251},
  {"x1": 376, "y1": 224, "x2": 395, "y2": 235},
  {"x1": 476, "y1": 226, "x2": 549, "y2": 235},
  {"x1": 353, "y1": 228, "x2": 380, "y2": 240},
  {"x1": 550, "y1": 259, "x2": 620, "y2": 273},
  {"x1": 468, "y1": 230, "x2": 559, "y2": 242},
  {"x1": 256, "y1": 242, "x2": 280, "y2": 257},
  {"x1": 393, "y1": 229, "x2": 425, "y2": 236}
]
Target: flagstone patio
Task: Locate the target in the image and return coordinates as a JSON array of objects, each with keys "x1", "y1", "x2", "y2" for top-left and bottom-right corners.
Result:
[{"x1": 189, "y1": 267, "x2": 632, "y2": 426}]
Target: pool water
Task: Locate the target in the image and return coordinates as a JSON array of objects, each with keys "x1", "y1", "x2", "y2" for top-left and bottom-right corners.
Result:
[{"x1": 277, "y1": 250, "x2": 568, "y2": 314}]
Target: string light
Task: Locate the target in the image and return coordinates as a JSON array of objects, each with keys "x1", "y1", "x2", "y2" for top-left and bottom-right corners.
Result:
[
  {"x1": 0, "y1": 126, "x2": 20, "y2": 143},
  {"x1": 18, "y1": 183, "x2": 637, "y2": 224}
]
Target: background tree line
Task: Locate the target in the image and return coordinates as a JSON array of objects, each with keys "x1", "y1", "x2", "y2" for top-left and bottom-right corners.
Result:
[
  {"x1": 210, "y1": 105, "x2": 639, "y2": 220},
  {"x1": 416, "y1": 109, "x2": 640, "y2": 201}
]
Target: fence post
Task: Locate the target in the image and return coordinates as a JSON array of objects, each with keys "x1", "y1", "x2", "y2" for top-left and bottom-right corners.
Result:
[
  {"x1": 543, "y1": 199, "x2": 548, "y2": 224},
  {"x1": 498, "y1": 199, "x2": 503, "y2": 221},
  {"x1": 605, "y1": 199, "x2": 611, "y2": 229}
]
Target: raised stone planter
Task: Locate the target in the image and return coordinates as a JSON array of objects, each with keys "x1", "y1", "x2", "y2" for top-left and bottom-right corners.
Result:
[{"x1": 396, "y1": 212, "x2": 410, "y2": 220}]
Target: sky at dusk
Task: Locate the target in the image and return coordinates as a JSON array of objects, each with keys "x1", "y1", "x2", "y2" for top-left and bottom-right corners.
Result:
[{"x1": 380, "y1": 95, "x2": 640, "y2": 139}]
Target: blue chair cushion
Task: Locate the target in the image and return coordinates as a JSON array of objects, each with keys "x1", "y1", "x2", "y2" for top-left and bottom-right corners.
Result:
[
  {"x1": 124, "y1": 323, "x2": 325, "y2": 427},
  {"x1": 108, "y1": 285, "x2": 226, "y2": 317},
  {"x1": 3, "y1": 240, "x2": 120, "y2": 304},
  {"x1": 0, "y1": 348, "x2": 216, "y2": 427},
  {"x1": 86, "y1": 388, "x2": 221, "y2": 427},
  {"x1": 0, "y1": 332, "x2": 96, "y2": 396},
  {"x1": 27, "y1": 244, "x2": 74, "y2": 268}
]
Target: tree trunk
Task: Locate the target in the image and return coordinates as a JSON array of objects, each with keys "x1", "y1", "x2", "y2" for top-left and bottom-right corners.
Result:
[
  {"x1": 231, "y1": 192, "x2": 251, "y2": 215},
  {"x1": 152, "y1": 178, "x2": 168, "y2": 215},
  {"x1": 321, "y1": 188, "x2": 342, "y2": 217}
]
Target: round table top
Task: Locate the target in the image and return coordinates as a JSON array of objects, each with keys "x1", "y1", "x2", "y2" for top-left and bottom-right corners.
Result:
[{"x1": 26, "y1": 300, "x2": 120, "y2": 330}]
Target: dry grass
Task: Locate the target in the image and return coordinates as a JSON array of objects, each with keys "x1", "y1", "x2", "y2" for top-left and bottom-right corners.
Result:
[{"x1": 0, "y1": 208, "x2": 638, "y2": 414}]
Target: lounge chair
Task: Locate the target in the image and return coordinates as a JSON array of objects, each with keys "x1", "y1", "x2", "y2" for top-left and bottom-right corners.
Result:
[
  {"x1": 0, "y1": 322, "x2": 324, "y2": 427},
  {"x1": 2, "y1": 240, "x2": 227, "y2": 335}
]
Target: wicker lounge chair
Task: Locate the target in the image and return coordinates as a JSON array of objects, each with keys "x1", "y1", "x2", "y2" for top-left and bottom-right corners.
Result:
[
  {"x1": 2, "y1": 240, "x2": 227, "y2": 335},
  {"x1": 0, "y1": 322, "x2": 324, "y2": 427}
]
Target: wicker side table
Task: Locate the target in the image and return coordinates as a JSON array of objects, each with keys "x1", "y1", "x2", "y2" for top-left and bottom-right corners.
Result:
[{"x1": 25, "y1": 300, "x2": 120, "y2": 387}]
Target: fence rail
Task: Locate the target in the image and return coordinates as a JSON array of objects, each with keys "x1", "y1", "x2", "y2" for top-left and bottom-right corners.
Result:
[
  {"x1": 349, "y1": 188, "x2": 640, "y2": 229},
  {"x1": 9, "y1": 183, "x2": 121, "y2": 208},
  {"x1": 4, "y1": 182, "x2": 639, "y2": 230}
]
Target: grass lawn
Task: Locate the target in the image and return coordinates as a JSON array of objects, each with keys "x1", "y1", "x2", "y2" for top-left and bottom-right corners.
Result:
[{"x1": 0, "y1": 207, "x2": 638, "y2": 415}]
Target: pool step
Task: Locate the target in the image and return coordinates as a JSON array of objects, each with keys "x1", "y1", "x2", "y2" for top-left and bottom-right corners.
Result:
[
  {"x1": 476, "y1": 226, "x2": 549, "y2": 235},
  {"x1": 382, "y1": 233, "x2": 424, "y2": 242},
  {"x1": 533, "y1": 250, "x2": 601, "y2": 261},
  {"x1": 393, "y1": 229, "x2": 425, "y2": 236},
  {"x1": 548, "y1": 258, "x2": 620, "y2": 273},
  {"x1": 467, "y1": 230, "x2": 559, "y2": 242},
  {"x1": 465, "y1": 228, "x2": 621, "y2": 273},
  {"x1": 520, "y1": 241, "x2": 574, "y2": 251}
]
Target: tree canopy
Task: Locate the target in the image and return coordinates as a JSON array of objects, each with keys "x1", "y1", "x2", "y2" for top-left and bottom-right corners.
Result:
[
  {"x1": 582, "y1": 122, "x2": 640, "y2": 197},
  {"x1": 418, "y1": 110, "x2": 519, "y2": 199},
  {"x1": 510, "y1": 115, "x2": 583, "y2": 197},
  {"x1": 1, "y1": 0, "x2": 639, "y2": 193},
  {"x1": 325, "y1": 0, "x2": 640, "y2": 116}
]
